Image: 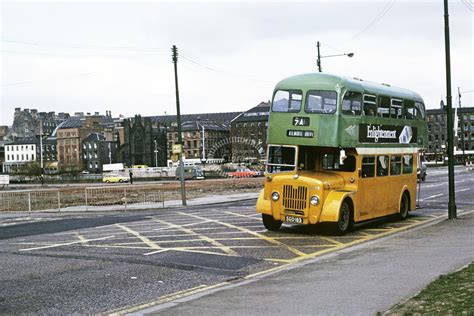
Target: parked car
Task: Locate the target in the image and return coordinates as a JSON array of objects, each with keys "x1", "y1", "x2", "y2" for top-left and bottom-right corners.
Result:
[
  {"x1": 417, "y1": 162, "x2": 427, "y2": 181},
  {"x1": 227, "y1": 168, "x2": 260, "y2": 178},
  {"x1": 175, "y1": 166, "x2": 205, "y2": 180},
  {"x1": 102, "y1": 174, "x2": 130, "y2": 183}
]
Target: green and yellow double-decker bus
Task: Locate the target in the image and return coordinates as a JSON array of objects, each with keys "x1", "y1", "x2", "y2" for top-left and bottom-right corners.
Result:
[{"x1": 256, "y1": 73, "x2": 427, "y2": 234}]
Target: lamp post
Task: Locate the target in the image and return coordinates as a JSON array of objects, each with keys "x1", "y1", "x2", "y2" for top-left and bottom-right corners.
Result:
[
  {"x1": 39, "y1": 120, "x2": 44, "y2": 186},
  {"x1": 443, "y1": 0, "x2": 456, "y2": 219},
  {"x1": 317, "y1": 41, "x2": 354, "y2": 72},
  {"x1": 154, "y1": 139, "x2": 159, "y2": 167}
]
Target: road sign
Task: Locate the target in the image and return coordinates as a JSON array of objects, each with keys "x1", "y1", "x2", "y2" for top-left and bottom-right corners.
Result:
[
  {"x1": 172, "y1": 144, "x2": 183, "y2": 154},
  {"x1": 0, "y1": 175, "x2": 9, "y2": 185}
]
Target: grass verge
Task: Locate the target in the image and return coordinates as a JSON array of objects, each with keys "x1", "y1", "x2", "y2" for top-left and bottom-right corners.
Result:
[{"x1": 386, "y1": 261, "x2": 474, "y2": 315}]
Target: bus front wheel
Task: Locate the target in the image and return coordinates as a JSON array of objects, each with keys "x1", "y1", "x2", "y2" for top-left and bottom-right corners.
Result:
[
  {"x1": 398, "y1": 192, "x2": 410, "y2": 220},
  {"x1": 262, "y1": 214, "x2": 282, "y2": 231},
  {"x1": 331, "y1": 201, "x2": 352, "y2": 235}
]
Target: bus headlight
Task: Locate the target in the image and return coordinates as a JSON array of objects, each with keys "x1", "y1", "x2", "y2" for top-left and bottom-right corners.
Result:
[
  {"x1": 310, "y1": 195, "x2": 320, "y2": 206},
  {"x1": 271, "y1": 192, "x2": 280, "y2": 201}
]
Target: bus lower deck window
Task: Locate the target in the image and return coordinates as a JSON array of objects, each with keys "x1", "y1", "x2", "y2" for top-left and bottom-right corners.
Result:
[
  {"x1": 377, "y1": 155, "x2": 389, "y2": 176},
  {"x1": 362, "y1": 156, "x2": 375, "y2": 178}
]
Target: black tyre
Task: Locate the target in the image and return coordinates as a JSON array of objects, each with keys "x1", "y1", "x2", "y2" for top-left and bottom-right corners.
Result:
[
  {"x1": 262, "y1": 214, "x2": 282, "y2": 231},
  {"x1": 331, "y1": 201, "x2": 352, "y2": 235},
  {"x1": 398, "y1": 192, "x2": 410, "y2": 220},
  {"x1": 119, "y1": 179, "x2": 123, "y2": 183}
]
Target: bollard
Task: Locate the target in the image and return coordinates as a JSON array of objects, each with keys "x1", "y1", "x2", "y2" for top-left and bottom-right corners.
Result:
[
  {"x1": 28, "y1": 192, "x2": 31, "y2": 213},
  {"x1": 85, "y1": 188, "x2": 88, "y2": 211},
  {"x1": 58, "y1": 191, "x2": 61, "y2": 212},
  {"x1": 124, "y1": 187, "x2": 127, "y2": 211}
]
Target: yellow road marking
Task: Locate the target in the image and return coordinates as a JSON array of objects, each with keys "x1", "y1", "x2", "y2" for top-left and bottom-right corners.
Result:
[
  {"x1": 115, "y1": 224, "x2": 161, "y2": 250},
  {"x1": 319, "y1": 236, "x2": 344, "y2": 246},
  {"x1": 108, "y1": 211, "x2": 454, "y2": 314},
  {"x1": 223, "y1": 211, "x2": 262, "y2": 220},
  {"x1": 176, "y1": 211, "x2": 307, "y2": 257},
  {"x1": 152, "y1": 218, "x2": 238, "y2": 256},
  {"x1": 19, "y1": 235, "x2": 115, "y2": 252},
  {"x1": 152, "y1": 220, "x2": 212, "y2": 231}
]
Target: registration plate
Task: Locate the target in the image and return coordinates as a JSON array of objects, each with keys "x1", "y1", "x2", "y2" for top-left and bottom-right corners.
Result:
[{"x1": 285, "y1": 216, "x2": 304, "y2": 224}]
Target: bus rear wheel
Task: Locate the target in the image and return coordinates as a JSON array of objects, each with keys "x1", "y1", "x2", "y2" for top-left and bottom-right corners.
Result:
[
  {"x1": 262, "y1": 214, "x2": 282, "y2": 231},
  {"x1": 398, "y1": 192, "x2": 410, "y2": 220},
  {"x1": 331, "y1": 201, "x2": 352, "y2": 235}
]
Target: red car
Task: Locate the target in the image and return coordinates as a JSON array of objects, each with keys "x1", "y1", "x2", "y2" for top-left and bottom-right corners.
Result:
[{"x1": 227, "y1": 168, "x2": 260, "y2": 178}]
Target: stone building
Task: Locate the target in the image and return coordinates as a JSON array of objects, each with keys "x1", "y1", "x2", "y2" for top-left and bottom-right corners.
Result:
[
  {"x1": 456, "y1": 106, "x2": 474, "y2": 151},
  {"x1": 230, "y1": 102, "x2": 269, "y2": 162},
  {"x1": 118, "y1": 115, "x2": 167, "y2": 167},
  {"x1": 8, "y1": 108, "x2": 57, "y2": 139},
  {"x1": 56, "y1": 117, "x2": 103, "y2": 171},
  {"x1": 426, "y1": 108, "x2": 448, "y2": 163},
  {"x1": 2, "y1": 137, "x2": 39, "y2": 173},
  {"x1": 82, "y1": 133, "x2": 118, "y2": 173},
  {"x1": 166, "y1": 121, "x2": 231, "y2": 161},
  {"x1": 425, "y1": 105, "x2": 474, "y2": 163},
  {"x1": 0, "y1": 126, "x2": 9, "y2": 141},
  {"x1": 152, "y1": 112, "x2": 241, "y2": 162}
]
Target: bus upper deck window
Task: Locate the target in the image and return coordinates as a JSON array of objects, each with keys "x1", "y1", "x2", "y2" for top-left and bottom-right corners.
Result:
[
  {"x1": 272, "y1": 90, "x2": 302, "y2": 113},
  {"x1": 404, "y1": 100, "x2": 415, "y2": 119},
  {"x1": 305, "y1": 90, "x2": 337, "y2": 114},
  {"x1": 363, "y1": 95, "x2": 377, "y2": 116},
  {"x1": 342, "y1": 91, "x2": 362, "y2": 115},
  {"x1": 415, "y1": 102, "x2": 425, "y2": 119}
]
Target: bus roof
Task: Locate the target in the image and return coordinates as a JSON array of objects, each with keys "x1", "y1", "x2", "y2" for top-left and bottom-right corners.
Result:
[{"x1": 275, "y1": 73, "x2": 424, "y2": 103}]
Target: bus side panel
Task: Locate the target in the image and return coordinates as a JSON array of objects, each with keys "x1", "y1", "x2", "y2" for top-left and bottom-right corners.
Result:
[
  {"x1": 256, "y1": 190, "x2": 272, "y2": 216},
  {"x1": 319, "y1": 191, "x2": 354, "y2": 223}
]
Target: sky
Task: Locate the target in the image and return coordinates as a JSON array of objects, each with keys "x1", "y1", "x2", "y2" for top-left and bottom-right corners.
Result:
[{"x1": 1, "y1": 0, "x2": 473, "y2": 126}]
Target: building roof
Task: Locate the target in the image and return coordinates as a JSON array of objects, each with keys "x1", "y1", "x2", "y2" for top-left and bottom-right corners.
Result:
[
  {"x1": 232, "y1": 102, "x2": 270, "y2": 123},
  {"x1": 6, "y1": 137, "x2": 39, "y2": 145},
  {"x1": 151, "y1": 112, "x2": 242, "y2": 126},
  {"x1": 180, "y1": 121, "x2": 229, "y2": 132},
  {"x1": 56, "y1": 119, "x2": 83, "y2": 130},
  {"x1": 82, "y1": 132, "x2": 106, "y2": 143}
]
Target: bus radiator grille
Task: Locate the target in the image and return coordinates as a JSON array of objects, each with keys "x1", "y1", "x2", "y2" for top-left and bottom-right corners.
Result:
[{"x1": 283, "y1": 185, "x2": 307, "y2": 211}]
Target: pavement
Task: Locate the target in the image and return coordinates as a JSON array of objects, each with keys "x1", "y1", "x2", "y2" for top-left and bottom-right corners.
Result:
[{"x1": 135, "y1": 211, "x2": 474, "y2": 316}]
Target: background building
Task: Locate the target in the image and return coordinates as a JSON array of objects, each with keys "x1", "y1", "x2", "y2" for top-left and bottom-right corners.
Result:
[
  {"x1": 118, "y1": 115, "x2": 165, "y2": 167},
  {"x1": 3, "y1": 137, "x2": 39, "y2": 173},
  {"x1": 82, "y1": 133, "x2": 117, "y2": 173},
  {"x1": 230, "y1": 102, "x2": 269, "y2": 162}
]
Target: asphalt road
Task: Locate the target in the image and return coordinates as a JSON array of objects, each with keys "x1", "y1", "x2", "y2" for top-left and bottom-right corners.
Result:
[{"x1": 0, "y1": 166, "x2": 472, "y2": 314}]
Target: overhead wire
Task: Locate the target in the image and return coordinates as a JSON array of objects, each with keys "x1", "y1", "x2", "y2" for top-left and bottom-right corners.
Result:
[
  {"x1": 349, "y1": 0, "x2": 397, "y2": 41},
  {"x1": 461, "y1": 0, "x2": 473, "y2": 12}
]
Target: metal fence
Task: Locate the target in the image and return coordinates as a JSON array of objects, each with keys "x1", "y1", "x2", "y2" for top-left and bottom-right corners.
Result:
[
  {"x1": 0, "y1": 184, "x2": 165, "y2": 212},
  {"x1": 85, "y1": 185, "x2": 165, "y2": 211},
  {"x1": 0, "y1": 189, "x2": 61, "y2": 212}
]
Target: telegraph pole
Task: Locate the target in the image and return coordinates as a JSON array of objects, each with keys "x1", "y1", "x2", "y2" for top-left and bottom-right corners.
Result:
[
  {"x1": 443, "y1": 0, "x2": 456, "y2": 219},
  {"x1": 458, "y1": 87, "x2": 466, "y2": 164},
  {"x1": 317, "y1": 41, "x2": 322, "y2": 72},
  {"x1": 39, "y1": 121, "x2": 44, "y2": 186},
  {"x1": 172, "y1": 45, "x2": 187, "y2": 206}
]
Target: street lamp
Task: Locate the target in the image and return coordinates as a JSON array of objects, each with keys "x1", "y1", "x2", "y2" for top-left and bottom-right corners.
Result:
[
  {"x1": 154, "y1": 139, "x2": 159, "y2": 167},
  {"x1": 317, "y1": 41, "x2": 354, "y2": 72}
]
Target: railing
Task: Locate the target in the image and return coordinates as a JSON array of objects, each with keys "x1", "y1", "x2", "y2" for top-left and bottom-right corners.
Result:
[
  {"x1": 0, "y1": 189, "x2": 61, "y2": 212},
  {"x1": 85, "y1": 185, "x2": 165, "y2": 211},
  {"x1": 0, "y1": 184, "x2": 165, "y2": 212}
]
